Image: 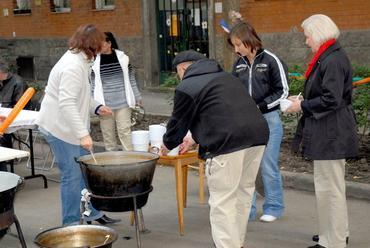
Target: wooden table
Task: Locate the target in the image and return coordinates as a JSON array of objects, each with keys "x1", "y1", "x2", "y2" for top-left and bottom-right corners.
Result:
[{"x1": 157, "y1": 151, "x2": 203, "y2": 235}]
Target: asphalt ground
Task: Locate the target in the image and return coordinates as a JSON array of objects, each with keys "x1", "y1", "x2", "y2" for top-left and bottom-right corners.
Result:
[{"x1": 0, "y1": 143, "x2": 369, "y2": 248}]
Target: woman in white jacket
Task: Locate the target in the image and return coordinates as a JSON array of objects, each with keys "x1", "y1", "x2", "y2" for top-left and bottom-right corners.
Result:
[
  {"x1": 92, "y1": 32, "x2": 142, "y2": 151},
  {"x1": 37, "y1": 24, "x2": 119, "y2": 226}
]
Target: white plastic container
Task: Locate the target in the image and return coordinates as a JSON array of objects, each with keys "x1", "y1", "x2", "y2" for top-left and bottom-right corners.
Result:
[
  {"x1": 167, "y1": 146, "x2": 180, "y2": 156},
  {"x1": 133, "y1": 144, "x2": 149, "y2": 152},
  {"x1": 131, "y1": 130, "x2": 149, "y2": 152},
  {"x1": 149, "y1": 125, "x2": 166, "y2": 144}
]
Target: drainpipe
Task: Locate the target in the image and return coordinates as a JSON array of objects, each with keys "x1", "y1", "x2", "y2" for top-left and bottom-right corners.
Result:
[
  {"x1": 142, "y1": 0, "x2": 160, "y2": 88},
  {"x1": 208, "y1": 0, "x2": 216, "y2": 60}
]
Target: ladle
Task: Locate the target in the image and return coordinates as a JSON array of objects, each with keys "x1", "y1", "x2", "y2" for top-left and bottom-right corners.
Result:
[{"x1": 90, "y1": 150, "x2": 98, "y2": 164}]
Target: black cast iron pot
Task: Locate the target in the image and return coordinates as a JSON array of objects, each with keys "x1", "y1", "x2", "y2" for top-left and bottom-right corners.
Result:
[
  {"x1": 76, "y1": 151, "x2": 159, "y2": 212},
  {"x1": 0, "y1": 172, "x2": 23, "y2": 238}
]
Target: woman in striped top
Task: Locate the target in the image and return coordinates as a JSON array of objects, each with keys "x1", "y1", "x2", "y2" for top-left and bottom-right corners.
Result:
[{"x1": 92, "y1": 32, "x2": 142, "y2": 151}]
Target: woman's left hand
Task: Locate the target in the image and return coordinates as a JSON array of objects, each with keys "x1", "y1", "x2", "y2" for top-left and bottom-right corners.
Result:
[
  {"x1": 97, "y1": 105, "x2": 113, "y2": 116},
  {"x1": 285, "y1": 99, "x2": 302, "y2": 114}
]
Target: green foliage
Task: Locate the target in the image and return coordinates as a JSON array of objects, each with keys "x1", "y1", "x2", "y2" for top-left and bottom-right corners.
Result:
[
  {"x1": 288, "y1": 64, "x2": 305, "y2": 96},
  {"x1": 162, "y1": 72, "x2": 180, "y2": 88},
  {"x1": 289, "y1": 64, "x2": 305, "y2": 74},
  {"x1": 352, "y1": 64, "x2": 370, "y2": 78},
  {"x1": 288, "y1": 76, "x2": 305, "y2": 96},
  {"x1": 27, "y1": 80, "x2": 45, "y2": 92},
  {"x1": 352, "y1": 84, "x2": 370, "y2": 140}
]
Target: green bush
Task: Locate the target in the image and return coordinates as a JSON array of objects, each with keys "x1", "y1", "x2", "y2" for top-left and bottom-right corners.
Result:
[
  {"x1": 353, "y1": 64, "x2": 370, "y2": 78},
  {"x1": 288, "y1": 76, "x2": 305, "y2": 96},
  {"x1": 353, "y1": 84, "x2": 370, "y2": 141},
  {"x1": 162, "y1": 72, "x2": 180, "y2": 88}
]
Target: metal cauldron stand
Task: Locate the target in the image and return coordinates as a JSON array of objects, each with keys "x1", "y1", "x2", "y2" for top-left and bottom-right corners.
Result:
[
  {"x1": 88, "y1": 186, "x2": 153, "y2": 248},
  {"x1": 0, "y1": 172, "x2": 27, "y2": 248},
  {"x1": 0, "y1": 211, "x2": 27, "y2": 248}
]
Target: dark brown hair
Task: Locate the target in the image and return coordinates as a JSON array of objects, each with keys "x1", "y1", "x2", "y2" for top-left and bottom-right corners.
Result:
[
  {"x1": 68, "y1": 24, "x2": 105, "y2": 60},
  {"x1": 104, "y1": 32, "x2": 119, "y2": 50},
  {"x1": 228, "y1": 21, "x2": 263, "y2": 53}
]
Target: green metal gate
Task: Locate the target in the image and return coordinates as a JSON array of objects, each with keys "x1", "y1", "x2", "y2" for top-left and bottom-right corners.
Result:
[{"x1": 156, "y1": 0, "x2": 209, "y2": 80}]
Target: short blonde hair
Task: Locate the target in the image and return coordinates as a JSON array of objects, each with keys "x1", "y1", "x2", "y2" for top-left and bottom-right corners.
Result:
[{"x1": 301, "y1": 14, "x2": 340, "y2": 46}]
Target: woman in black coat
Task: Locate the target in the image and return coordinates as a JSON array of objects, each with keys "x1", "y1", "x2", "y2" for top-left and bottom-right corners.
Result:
[{"x1": 286, "y1": 14, "x2": 358, "y2": 248}]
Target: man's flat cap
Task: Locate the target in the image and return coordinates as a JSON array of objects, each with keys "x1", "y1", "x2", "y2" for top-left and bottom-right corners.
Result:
[{"x1": 172, "y1": 50, "x2": 206, "y2": 68}]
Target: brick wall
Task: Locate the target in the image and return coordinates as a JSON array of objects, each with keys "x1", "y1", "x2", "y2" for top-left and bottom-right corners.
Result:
[
  {"x1": 239, "y1": 0, "x2": 370, "y2": 33},
  {"x1": 216, "y1": 0, "x2": 370, "y2": 70},
  {"x1": 0, "y1": 0, "x2": 142, "y2": 38}
]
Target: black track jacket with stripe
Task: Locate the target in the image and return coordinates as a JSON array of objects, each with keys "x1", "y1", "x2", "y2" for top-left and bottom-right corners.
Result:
[{"x1": 232, "y1": 48, "x2": 289, "y2": 114}]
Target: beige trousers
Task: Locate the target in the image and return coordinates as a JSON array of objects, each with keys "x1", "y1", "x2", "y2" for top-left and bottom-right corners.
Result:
[
  {"x1": 314, "y1": 159, "x2": 348, "y2": 248},
  {"x1": 99, "y1": 107, "x2": 133, "y2": 151},
  {"x1": 206, "y1": 145, "x2": 265, "y2": 248}
]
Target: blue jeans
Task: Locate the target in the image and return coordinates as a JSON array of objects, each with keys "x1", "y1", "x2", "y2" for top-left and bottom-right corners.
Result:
[
  {"x1": 40, "y1": 129, "x2": 103, "y2": 225},
  {"x1": 250, "y1": 110, "x2": 284, "y2": 219}
]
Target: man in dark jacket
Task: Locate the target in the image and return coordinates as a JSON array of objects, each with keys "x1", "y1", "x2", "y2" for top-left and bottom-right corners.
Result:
[
  {"x1": 162, "y1": 50, "x2": 269, "y2": 248},
  {"x1": 0, "y1": 62, "x2": 27, "y2": 171}
]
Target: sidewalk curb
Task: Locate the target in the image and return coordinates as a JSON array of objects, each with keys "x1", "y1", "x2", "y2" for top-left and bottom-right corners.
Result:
[
  {"x1": 282, "y1": 171, "x2": 370, "y2": 201},
  {"x1": 91, "y1": 142, "x2": 370, "y2": 201}
]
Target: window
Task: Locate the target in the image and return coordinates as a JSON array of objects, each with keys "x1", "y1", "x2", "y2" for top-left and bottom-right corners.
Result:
[
  {"x1": 13, "y1": 0, "x2": 31, "y2": 15},
  {"x1": 50, "y1": 0, "x2": 71, "y2": 13},
  {"x1": 93, "y1": 0, "x2": 115, "y2": 10}
]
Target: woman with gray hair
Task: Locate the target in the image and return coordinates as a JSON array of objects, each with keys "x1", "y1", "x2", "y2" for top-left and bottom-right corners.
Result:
[{"x1": 286, "y1": 14, "x2": 358, "y2": 248}]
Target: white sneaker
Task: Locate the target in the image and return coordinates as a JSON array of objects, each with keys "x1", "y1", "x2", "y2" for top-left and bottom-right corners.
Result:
[{"x1": 259, "y1": 214, "x2": 277, "y2": 222}]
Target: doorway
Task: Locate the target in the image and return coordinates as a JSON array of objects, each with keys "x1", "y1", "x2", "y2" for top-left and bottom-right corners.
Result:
[{"x1": 156, "y1": 0, "x2": 209, "y2": 81}]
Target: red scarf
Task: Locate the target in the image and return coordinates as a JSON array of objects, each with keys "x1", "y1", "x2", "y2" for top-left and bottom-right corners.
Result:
[{"x1": 305, "y1": 39, "x2": 336, "y2": 79}]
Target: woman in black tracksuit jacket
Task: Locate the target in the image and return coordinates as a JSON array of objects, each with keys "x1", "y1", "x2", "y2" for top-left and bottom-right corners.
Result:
[{"x1": 229, "y1": 21, "x2": 289, "y2": 223}]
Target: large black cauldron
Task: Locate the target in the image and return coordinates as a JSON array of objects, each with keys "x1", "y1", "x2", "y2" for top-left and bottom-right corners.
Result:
[
  {"x1": 77, "y1": 151, "x2": 159, "y2": 212},
  {"x1": 0, "y1": 172, "x2": 23, "y2": 239}
]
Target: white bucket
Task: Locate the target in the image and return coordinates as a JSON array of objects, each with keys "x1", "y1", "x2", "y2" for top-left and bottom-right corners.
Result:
[
  {"x1": 133, "y1": 144, "x2": 149, "y2": 152},
  {"x1": 131, "y1": 130, "x2": 149, "y2": 152},
  {"x1": 149, "y1": 125, "x2": 166, "y2": 144}
]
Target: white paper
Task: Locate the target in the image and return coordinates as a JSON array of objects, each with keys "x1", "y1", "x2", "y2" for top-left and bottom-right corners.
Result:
[
  {"x1": 215, "y1": 2, "x2": 222, "y2": 13},
  {"x1": 194, "y1": 8, "x2": 200, "y2": 26}
]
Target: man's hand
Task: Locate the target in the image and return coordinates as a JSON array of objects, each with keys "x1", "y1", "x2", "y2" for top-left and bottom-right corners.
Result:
[
  {"x1": 80, "y1": 135, "x2": 93, "y2": 151},
  {"x1": 97, "y1": 105, "x2": 113, "y2": 116},
  {"x1": 160, "y1": 144, "x2": 169, "y2": 156},
  {"x1": 179, "y1": 134, "x2": 195, "y2": 154}
]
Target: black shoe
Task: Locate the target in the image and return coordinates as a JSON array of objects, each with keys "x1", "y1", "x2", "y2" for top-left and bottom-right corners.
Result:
[
  {"x1": 312, "y1": 234, "x2": 349, "y2": 244},
  {"x1": 86, "y1": 215, "x2": 121, "y2": 225},
  {"x1": 308, "y1": 245, "x2": 326, "y2": 248}
]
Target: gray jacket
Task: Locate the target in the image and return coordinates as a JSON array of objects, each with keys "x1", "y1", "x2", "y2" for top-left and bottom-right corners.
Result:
[{"x1": 0, "y1": 73, "x2": 27, "y2": 108}]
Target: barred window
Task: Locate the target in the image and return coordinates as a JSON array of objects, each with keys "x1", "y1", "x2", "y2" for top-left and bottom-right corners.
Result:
[
  {"x1": 13, "y1": 0, "x2": 31, "y2": 15},
  {"x1": 93, "y1": 0, "x2": 115, "y2": 10}
]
